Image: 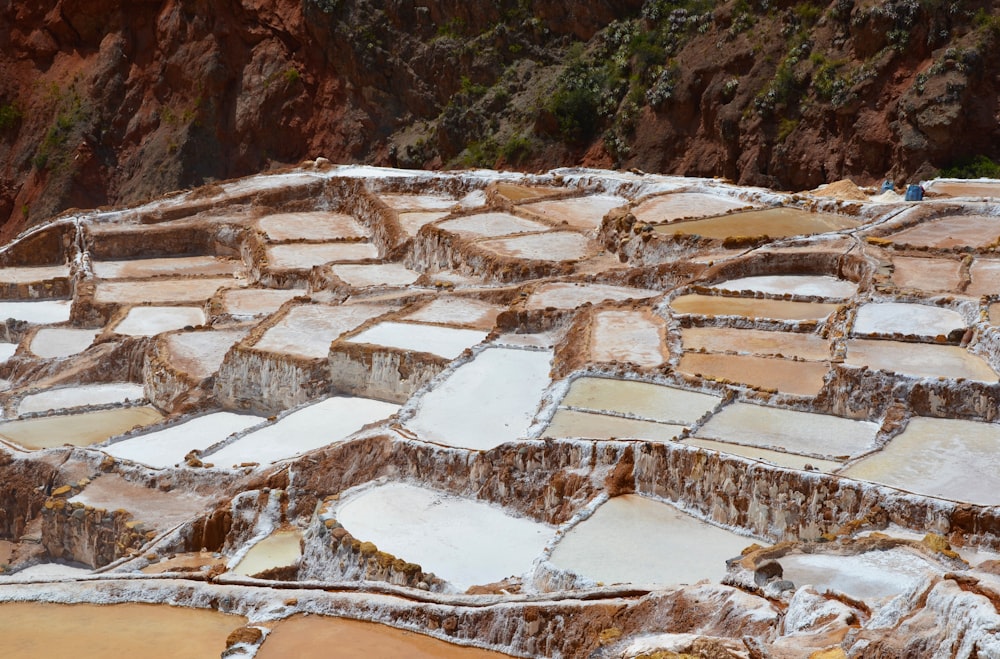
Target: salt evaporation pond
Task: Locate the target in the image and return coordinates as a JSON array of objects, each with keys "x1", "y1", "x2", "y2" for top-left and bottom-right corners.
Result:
[
  {"x1": 253, "y1": 303, "x2": 390, "y2": 359},
  {"x1": 205, "y1": 396, "x2": 399, "y2": 467},
  {"x1": 265, "y1": 242, "x2": 379, "y2": 269},
  {"x1": 402, "y1": 297, "x2": 503, "y2": 329},
  {"x1": 104, "y1": 412, "x2": 265, "y2": 468},
  {"x1": 924, "y1": 180, "x2": 1000, "y2": 198},
  {"x1": 695, "y1": 403, "x2": 878, "y2": 460},
  {"x1": 231, "y1": 528, "x2": 302, "y2": 576},
  {"x1": 655, "y1": 207, "x2": 859, "y2": 240},
  {"x1": 852, "y1": 302, "x2": 965, "y2": 337},
  {"x1": 779, "y1": 549, "x2": 937, "y2": 600},
  {"x1": 113, "y1": 307, "x2": 206, "y2": 336},
  {"x1": 633, "y1": 192, "x2": 752, "y2": 223},
  {"x1": 842, "y1": 417, "x2": 1000, "y2": 505},
  {"x1": 682, "y1": 438, "x2": 842, "y2": 472},
  {"x1": 678, "y1": 353, "x2": 829, "y2": 396},
  {"x1": 336, "y1": 483, "x2": 552, "y2": 590},
  {"x1": 404, "y1": 348, "x2": 552, "y2": 450},
  {"x1": 345, "y1": 321, "x2": 488, "y2": 359},
  {"x1": 965, "y1": 259, "x2": 1000, "y2": 297},
  {"x1": 548, "y1": 495, "x2": 754, "y2": 586},
  {"x1": 890, "y1": 256, "x2": 963, "y2": 293},
  {"x1": 0, "y1": 264, "x2": 69, "y2": 282},
  {"x1": 28, "y1": 328, "x2": 100, "y2": 358},
  {"x1": 887, "y1": 215, "x2": 1000, "y2": 249},
  {"x1": 92, "y1": 256, "x2": 241, "y2": 279},
  {"x1": 164, "y1": 329, "x2": 247, "y2": 379},
  {"x1": 479, "y1": 231, "x2": 592, "y2": 262},
  {"x1": 379, "y1": 192, "x2": 463, "y2": 211},
  {"x1": 436, "y1": 212, "x2": 549, "y2": 238},
  {"x1": 71, "y1": 472, "x2": 213, "y2": 528},
  {"x1": 397, "y1": 211, "x2": 450, "y2": 236},
  {"x1": 559, "y1": 377, "x2": 720, "y2": 423},
  {"x1": 0, "y1": 602, "x2": 246, "y2": 658},
  {"x1": 0, "y1": 342, "x2": 16, "y2": 361},
  {"x1": 0, "y1": 406, "x2": 164, "y2": 449},
  {"x1": 542, "y1": 409, "x2": 685, "y2": 441},
  {"x1": 330, "y1": 263, "x2": 421, "y2": 288},
  {"x1": 681, "y1": 327, "x2": 830, "y2": 360},
  {"x1": 845, "y1": 338, "x2": 997, "y2": 381},
  {"x1": 257, "y1": 211, "x2": 369, "y2": 242},
  {"x1": 670, "y1": 294, "x2": 841, "y2": 321},
  {"x1": 218, "y1": 288, "x2": 300, "y2": 318},
  {"x1": 590, "y1": 309, "x2": 666, "y2": 366},
  {"x1": 0, "y1": 299, "x2": 71, "y2": 324},
  {"x1": 520, "y1": 194, "x2": 626, "y2": 230},
  {"x1": 94, "y1": 277, "x2": 237, "y2": 304},
  {"x1": 525, "y1": 282, "x2": 659, "y2": 310},
  {"x1": 17, "y1": 382, "x2": 145, "y2": 415},
  {"x1": 710, "y1": 274, "x2": 857, "y2": 298},
  {"x1": 257, "y1": 614, "x2": 513, "y2": 658}
]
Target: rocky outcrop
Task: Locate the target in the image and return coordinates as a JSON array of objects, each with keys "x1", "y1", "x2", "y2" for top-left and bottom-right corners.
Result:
[{"x1": 4, "y1": 0, "x2": 997, "y2": 237}]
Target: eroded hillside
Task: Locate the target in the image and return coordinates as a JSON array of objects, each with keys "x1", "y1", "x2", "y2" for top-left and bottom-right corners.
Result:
[{"x1": 1, "y1": 0, "x2": 999, "y2": 237}]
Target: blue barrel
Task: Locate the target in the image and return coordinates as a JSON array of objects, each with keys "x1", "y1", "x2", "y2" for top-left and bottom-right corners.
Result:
[
  {"x1": 880, "y1": 180, "x2": 894, "y2": 193},
  {"x1": 904, "y1": 184, "x2": 924, "y2": 201}
]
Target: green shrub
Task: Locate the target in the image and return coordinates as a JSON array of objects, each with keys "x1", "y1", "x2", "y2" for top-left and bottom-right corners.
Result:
[
  {"x1": 0, "y1": 103, "x2": 20, "y2": 131},
  {"x1": 940, "y1": 155, "x2": 1000, "y2": 179}
]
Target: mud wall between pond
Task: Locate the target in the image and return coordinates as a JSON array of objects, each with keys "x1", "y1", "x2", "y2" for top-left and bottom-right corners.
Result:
[
  {"x1": 328, "y1": 344, "x2": 449, "y2": 403},
  {"x1": 214, "y1": 347, "x2": 330, "y2": 415},
  {"x1": 633, "y1": 441, "x2": 1000, "y2": 551},
  {"x1": 0, "y1": 454, "x2": 58, "y2": 539},
  {"x1": 40, "y1": 497, "x2": 147, "y2": 568}
]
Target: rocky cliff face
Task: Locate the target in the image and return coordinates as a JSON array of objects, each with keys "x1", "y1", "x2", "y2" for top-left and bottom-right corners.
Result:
[{"x1": 1, "y1": 0, "x2": 998, "y2": 236}]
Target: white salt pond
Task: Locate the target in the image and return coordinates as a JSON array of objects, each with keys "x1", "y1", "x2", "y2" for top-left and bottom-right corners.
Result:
[
  {"x1": 632, "y1": 192, "x2": 753, "y2": 223},
  {"x1": 404, "y1": 348, "x2": 552, "y2": 450},
  {"x1": 842, "y1": 417, "x2": 1000, "y2": 505},
  {"x1": 265, "y1": 243, "x2": 379, "y2": 270},
  {"x1": 0, "y1": 264, "x2": 69, "y2": 283},
  {"x1": 331, "y1": 263, "x2": 421, "y2": 288},
  {"x1": 104, "y1": 412, "x2": 265, "y2": 468},
  {"x1": 254, "y1": 303, "x2": 390, "y2": 359},
  {"x1": 379, "y1": 192, "x2": 463, "y2": 211},
  {"x1": 402, "y1": 297, "x2": 503, "y2": 330},
  {"x1": 520, "y1": 194, "x2": 626, "y2": 230},
  {"x1": 92, "y1": 256, "x2": 241, "y2": 279},
  {"x1": 542, "y1": 409, "x2": 684, "y2": 441},
  {"x1": 28, "y1": 328, "x2": 100, "y2": 359},
  {"x1": 695, "y1": 403, "x2": 878, "y2": 460},
  {"x1": 345, "y1": 322, "x2": 488, "y2": 359},
  {"x1": 479, "y1": 231, "x2": 592, "y2": 262},
  {"x1": 669, "y1": 294, "x2": 841, "y2": 321},
  {"x1": 0, "y1": 342, "x2": 16, "y2": 361},
  {"x1": 779, "y1": 549, "x2": 937, "y2": 600},
  {"x1": 231, "y1": 528, "x2": 303, "y2": 576},
  {"x1": 0, "y1": 406, "x2": 164, "y2": 450},
  {"x1": 257, "y1": 211, "x2": 369, "y2": 242},
  {"x1": 218, "y1": 288, "x2": 300, "y2": 318},
  {"x1": 94, "y1": 278, "x2": 238, "y2": 304},
  {"x1": 844, "y1": 338, "x2": 997, "y2": 382},
  {"x1": 657, "y1": 207, "x2": 859, "y2": 239},
  {"x1": 0, "y1": 299, "x2": 71, "y2": 324},
  {"x1": 681, "y1": 327, "x2": 830, "y2": 361},
  {"x1": 560, "y1": 377, "x2": 720, "y2": 424},
  {"x1": 164, "y1": 329, "x2": 247, "y2": 379},
  {"x1": 335, "y1": 482, "x2": 552, "y2": 590},
  {"x1": 0, "y1": 562, "x2": 91, "y2": 582},
  {"x1": 113, "y1": 307, "x2": 206, "y2": 336},
  {"x1": 852, "y1": 302, "x2": 965, "y2": 337},
  {"x1": 204, "y1": 396, "x2": 400, "y2": 467},
  {"x1": 525, "y1": 282, "x2": 659, "y2": 310},
  {"x1": 590, "y1": 310, "x2": 666, "y2": 366},
  {"x1": 397, "y1": 211, "x2": 450, "y2": 236},
  {"x1": 682, "y1": 437, "x2": 843, "y2": 472},
  {"x1": 17, "y1": 383, "x2": 146, "y2": 415},
  {"x1": 436, "y1": 213, "x2": 549, "y2": 238},
  {"x1": 710, "y1": 274, "x2": 856, "y2": 298},
  {"x1": 548, "y1": 495, "x2": 754, "y2": 586}
]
